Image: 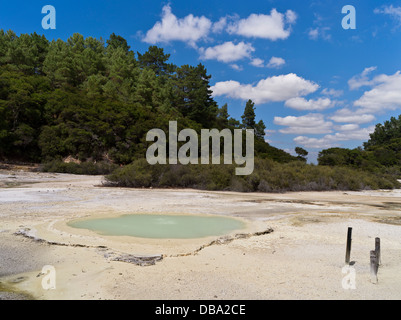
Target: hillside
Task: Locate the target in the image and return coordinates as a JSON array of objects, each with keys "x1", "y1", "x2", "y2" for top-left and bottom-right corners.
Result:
[
  {"x1": 0, "y1": 30, "x2": 295, "y2": 165},
  {"x1": 0, "y1": 30, "x2": 399, "y2": 192}
]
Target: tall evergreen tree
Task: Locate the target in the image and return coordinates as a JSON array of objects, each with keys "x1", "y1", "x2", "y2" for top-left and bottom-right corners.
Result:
[
  {"x1": 103, "y1": 46, "x2": 138, "y2": 102},
  {"x1": 364, "y1": 115, "x2": 401, "y2": 149},
  {"x1": 241, "y1": 99, "x2": 256, "y2": 129},
  {"x1": 106, "y1": 33, "x2": 130, "y2": 53},
  {"x1": 241, "y1": 99, "x2": 266, "y2": 139},
  {"x1": 137, "y1": 46, "x2": 176, "y2": 76},
  {"x1": 255, "y1": 119, "x2": 266, "y2": 139},
  {"x1": 172, "y1": 63, "x2": 217, "y2": 127},
  {"x1": 217, "y1": 103, "x2": 229, "y2": 127}
]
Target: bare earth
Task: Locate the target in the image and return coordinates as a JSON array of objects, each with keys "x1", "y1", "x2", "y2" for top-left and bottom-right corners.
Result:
[{"x1": 1, "y1": 169, "x2": 401, "y2": 300}]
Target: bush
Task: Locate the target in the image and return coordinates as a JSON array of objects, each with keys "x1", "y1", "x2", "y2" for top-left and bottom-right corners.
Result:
[
  {"x1": 40, "y1": 160, "x2": 118, "y2": 175},
  {"x1": 105, "y1": 158, "x2": 401, "y2": 192}
]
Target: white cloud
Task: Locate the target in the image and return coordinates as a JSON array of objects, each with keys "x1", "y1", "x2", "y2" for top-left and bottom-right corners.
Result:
[
  {"x1": 267, "y1": 56, "x2": 286, "y2": 68},
  {"x1": 329, "y1": 108, "x2": 375, "y2": 124},
  {"x1": 374, "y1": 5, "x2": 401, "y2": 25},
  {"x1": 285, "y1": 10, "x2": 298, "y2": 24},
  {"x1": 199, "y1": 41, "x2": 255, "y2": 63},
  {"x1": 293, "y1": 136, "x2": 338, "y2": 149},
  {"x1": 308, "y1": 27, "x2": 331, "y2": 41},
  {"x1": 274, "y1": 113, "x2": 333, "y2": 134},
  {"x1": 335, "y1": 124, "x2": 360, "y2": 132},
  {"x1": 250, "y1": 58, "x2": 265, "y2": 68},
  {"x1": 354, "y1": 71, "x2": 401, "y2": 112},
  {"x1": 294, "y1": 126, "x2": 375, "y2": 149},
  {"x1": 284, "y1": 97, "x2": 334, "y2": 111},
  {"x1": 331, "y1": 126, "x2": 375, "y2": 140},
  {"x1": 308, "y1": 28, "x2": 319, "y2": 40},
  {"x1": 230, "y1": 64, "x2": 243, "y2": 71},
  {"x1": 227, "y1": 9, "x2": 296, "y2": 40},
  {"x1": 321, "y1": 88, "x2": 343, "y2": 97},
  {"x1": 249, "y1": 56, "x2": 286, "y2": 68},
  {"x1": 211, "y1": 73, "x2": 319, "y2": 105},
  {"x1": 212, "y1": 17, "x2": 227, "y2": 33},
  {"x1": 348, "y1": 66, "x2": 377, "y2": 90},
  {"x1": 143, "y1": 4, "x2": 212, "y2": 46}
]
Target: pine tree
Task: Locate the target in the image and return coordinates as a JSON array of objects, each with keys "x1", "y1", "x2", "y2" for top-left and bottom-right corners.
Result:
[
  {"x1": 295, "y1": 147, "x2": 308, "y2": 162},
  {"x1": 172, "y1": 63, "x2": 217, "y2": 127},
  {"x1": 217, "y1": 103, "x2": 229, "y2": 127},
  {"x1": 241, "y1": 99, "x2": 256, "y2": 129},
  {"x1": 255, "y1": 119, "x2": 266, "y2": 139},
  {"x1": 106, "y1": 33, "x2": 130, "y2": 53},
  {"x1": 137, "y1": 46, "x2": 176, "y2": 77}
]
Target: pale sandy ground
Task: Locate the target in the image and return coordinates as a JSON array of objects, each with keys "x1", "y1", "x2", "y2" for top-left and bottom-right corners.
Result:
[{"x1": 1, "y1": 169, "x2": 401, "y2": 300}]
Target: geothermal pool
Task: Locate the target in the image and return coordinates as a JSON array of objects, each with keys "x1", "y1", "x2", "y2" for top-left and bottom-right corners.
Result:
[{"x1": 68, "y1": 214, "x2": 245, "y2": 239}]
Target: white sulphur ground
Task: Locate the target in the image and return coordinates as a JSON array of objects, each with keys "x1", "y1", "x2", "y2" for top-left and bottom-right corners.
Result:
[{"x1": 1, "y1": 170, "x2": 401, "y2": 300}]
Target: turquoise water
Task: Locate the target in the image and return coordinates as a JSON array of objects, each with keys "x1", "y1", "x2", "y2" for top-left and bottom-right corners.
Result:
[{"x1": 68, "y1": 214, "x2": 245, "y2": 239}]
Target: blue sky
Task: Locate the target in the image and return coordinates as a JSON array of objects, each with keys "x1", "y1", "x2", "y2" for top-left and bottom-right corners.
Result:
[{"x1": 2, "y1": 0, "x2": 401, "y2": 162}]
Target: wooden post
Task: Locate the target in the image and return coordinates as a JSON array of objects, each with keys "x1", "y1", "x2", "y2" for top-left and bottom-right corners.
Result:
[
  {"x1": 345, "y1": 227, "x2": 352, "y2": 264},
  {"x1": 375, "y1": 237, "x2": 381, "y2": 265},
  {"x1": 370, "y1": 250, "x2": 378, "y2": 284}
]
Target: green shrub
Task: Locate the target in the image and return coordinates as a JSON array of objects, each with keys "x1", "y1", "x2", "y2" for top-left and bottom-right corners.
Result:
[
  {"x1": 40, "y1": 160, "x2": 118, "y2": 175},
  {"x1": 105, "y1": 158, "x2": 401, "y2": 192}
]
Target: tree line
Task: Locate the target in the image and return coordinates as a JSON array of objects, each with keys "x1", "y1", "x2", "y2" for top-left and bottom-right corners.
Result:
[
  {"x1": 1, "y1": 29, "x2": 399, "y2": 191},
  {"x1": 0, "y1": 30, "x2": 296, "y2": 164},
  {"x1": 318, "y1": 115, "x2": 401, "y2": 173}
]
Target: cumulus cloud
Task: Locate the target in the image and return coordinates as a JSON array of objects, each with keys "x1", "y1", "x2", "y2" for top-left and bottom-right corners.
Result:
[
  {"x1": 284, "y1": 97, "x2": 335, "y2": 111},
  {"x1": 321, "y1": 88, "x2": 343, "y2": 97},
  {"x1": 199, "y1": 41, "x2": 255, "y2": 63},
  {"x1": 334, "y1": 123, "x2": 360, "y2": 132},
  {"x1": 274, "y1": 113, "x2": 333, "y2": 135},
  {"x1": 354, "y1": 71, "x2": 401, "y2": 112},
  {"x1": 143, "y1": 4, "x2": 212, "y2": 46},
  {"x1": 230, "y1": 64, "x2": 243, "y2": 71},
  {"x1": 293, "y1": 136, "x2": 338, "y2": 149},
  {"x1": 267, "y1": 56, "x2": 286, "y2": 68},
  {"x1": 285, "y1": 10, "x2": 298, "y2": 24},
  {"x1": 211, "y1": 73, "x2": 319, "y2": 105},
  {"x1": 250, "y1": 58, "x2": 265, "y2": 68},
  {"x1": 248, "y1": 57, "x2": 286, "y2": 68},
  {"x1": 212, "y1": 17, "x2": 228, "y2": 33},
  {"x1": 329, "y1": 108, "x2": 375, "y2": 124},
  {"x1": 294, "y1": 126, "x2": 375, "y2": 149},
  {"x1": 227, "y1": 9, "x2": 296, "y2": 40},
  {"x1": 348, "y1": 66, "x2": 377, "y2": 90}
]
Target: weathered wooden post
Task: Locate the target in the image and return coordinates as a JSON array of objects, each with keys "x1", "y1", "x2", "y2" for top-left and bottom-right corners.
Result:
[
  {"x1": 345, "y1": 227, "x2": 352, "y2": 264},
  {"x1": 375, "y1": 237, "x2": 381, "y2": 265},
  {"x1": 370, "y1": 250, "x2": 378, "y2": 284}
]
